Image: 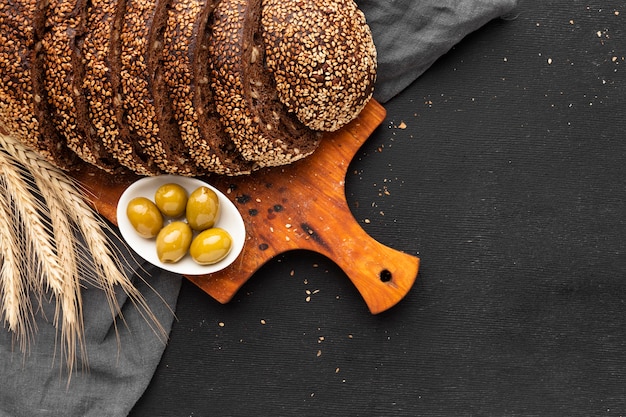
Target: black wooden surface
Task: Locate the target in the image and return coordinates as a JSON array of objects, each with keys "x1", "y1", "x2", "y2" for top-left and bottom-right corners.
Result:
[{"x1": 130, "y1": 1, "x2": 626, "y2": 415}]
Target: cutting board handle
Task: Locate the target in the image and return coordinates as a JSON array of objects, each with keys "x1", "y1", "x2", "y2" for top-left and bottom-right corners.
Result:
[{"x1": 312, "y1": 206, "x2": 419, "y2": 314}]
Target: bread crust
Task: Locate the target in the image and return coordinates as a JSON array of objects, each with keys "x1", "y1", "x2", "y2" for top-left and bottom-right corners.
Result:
[
  {"x1": 0, "y1": 0, "x2": 77, "y2": 169},
  {"x1": 208, "y1": 0, "x2": 320, "y2": 168},
  {"x1": 162, "y1": 0, "x2": 252, "y2": 175},
  {"x1": 82, "y1": 0, "x2": 160, "y2": 175},
  {"x1": 0, "y1": 0, "x2": 377, "y2": 176},
  {"x1": 42, "y1": 0, "x2": 118, "y2": 170},
  {"x1": 261, "y1": 0, "x2": 377, "y2": 132},
  {"x1": 0, "y1": 1, "x2": 38, "y2": 145},
  {"x1": 121, "y1": 0, "x2": 197, "y2": 175}
]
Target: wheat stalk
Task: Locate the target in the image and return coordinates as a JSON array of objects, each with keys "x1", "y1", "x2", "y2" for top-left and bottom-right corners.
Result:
[
  {"x1": 36, "y1": 164, "x2": 169, "y2": 344},
  {"x1": 0, "y1": 149, "x2": 66, "y2": 296},
  {"x1": 0, "y1": 175, "x2": 35, "y2": 353},
  {"x1": 45, "y1": 185, "x2": 86, "y2": 375},
  {"x1": 0, "y1": 132, "x2": 168, "y2": 378}
]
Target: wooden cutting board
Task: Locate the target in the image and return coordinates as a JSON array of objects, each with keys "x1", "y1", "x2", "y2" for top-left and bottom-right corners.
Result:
[{"x1": 74, "y1": 99, "x2": 419, "y2": 314}]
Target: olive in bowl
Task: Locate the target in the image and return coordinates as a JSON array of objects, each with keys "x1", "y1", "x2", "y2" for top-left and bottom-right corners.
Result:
[
  {"x1": 190, "y1": 227, "x2": 233, "y2": 265},
  {"x1": 154, "y1": 183, "x2": 188, "y2": 217},
  {"x1": 156, "y1": 221, "x2": 193, "y2": 263},
  {"x1": 186, "y1": 186, "x2": 220, "y2": 231},
  {"x1": 126, "y1": 197, "x2": 163, "y2": 238}
]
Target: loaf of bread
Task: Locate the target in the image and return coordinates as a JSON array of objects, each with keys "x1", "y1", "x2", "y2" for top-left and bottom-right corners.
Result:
[{"x1": 0, "y1": 0, "x2": 377, "y2": 176}]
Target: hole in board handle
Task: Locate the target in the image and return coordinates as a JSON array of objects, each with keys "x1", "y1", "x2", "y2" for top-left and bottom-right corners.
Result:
[{"x1": 379, "y1": 269, "x2": 392, "y2": 283}]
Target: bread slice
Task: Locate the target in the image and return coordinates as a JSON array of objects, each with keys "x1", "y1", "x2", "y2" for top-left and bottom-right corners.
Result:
[
  {"x1": 42, "y1": 0, "x2": 118, "y2": 171},
  {"x1": 162, "y1": 0, "x2": 252, "y2": 176},
  {"x1": 121, "y1": 0, "x2": 198, "y2": 176},
  {"x1": 261, "y1": 0, "x2": 377, "y2": 132},
  {"x1": 207, "y1": 0, "x2": 320, "y2": 169},
  {"x1": 81, "y1": 0, "x2": 160, "y2": 175},
  {"x1": 0, "y1": 0, "x2": 77, "y2": 169},
  {"x1": 0, "y1": 1, "x2": 38, "y2": 147}
]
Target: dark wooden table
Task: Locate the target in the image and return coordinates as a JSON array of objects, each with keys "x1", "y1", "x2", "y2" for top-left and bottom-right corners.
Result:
[{"x1": 131, "y1": 1, "x2": 626, "y2": 415}]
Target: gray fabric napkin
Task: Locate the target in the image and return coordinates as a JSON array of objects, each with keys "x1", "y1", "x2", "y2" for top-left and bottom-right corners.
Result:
[
  {"x1": 360, "y1": 0, "x2": 520, "y2": 103},
  {"x1": 0, "y1": 1, "x2": 517, "y2": 416},
  {"x1": 0, "y1": 227, "x2": 181, "y2": 417}
]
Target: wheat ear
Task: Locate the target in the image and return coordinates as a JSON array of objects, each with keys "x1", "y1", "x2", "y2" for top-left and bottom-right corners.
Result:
[
  {"x1": 0, "y1": 134, "x2": 167, "y2": 371},
  {"x1": 0, "y1": 149, "x2": 66, "y2": 297},
  {"x1": 0, "y1": 144, "x2": 86, "y2": 375},
  {"x1": 0, "y1": 175, "x2": 34, "y2": 352},
  {"x1": 40, "y1": 168, "x2": 168, "y2": 343},
  {"x1": 46, "y1": 187, "x2": 86, "y2": 376}
]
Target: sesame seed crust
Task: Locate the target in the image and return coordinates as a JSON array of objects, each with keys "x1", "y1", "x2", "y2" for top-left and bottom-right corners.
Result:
[
  {"x1": 261, "y1": 0, "x2": 377, "y2": 132},
  {"x1": 208, "y1": 0, "x2": 320, "y2": 168},
  {"x1": 0, "y1": 1, "x2": 38, "y2": 147},
  {"x1": 82, "y1": 0, "x2": 160, "y2": 175},
  {"x1": 162, "y1": 0, "x2": 251, "y2": 175},
  {"x1": 121, "y1": 0, "x2": 197, "y2": 176},
  {"x1": 0, "y1": 0, "x2": 76, "y2": 169},
  {"x1": 42, "y1": 0, "x2": 118, "y2": 170}
]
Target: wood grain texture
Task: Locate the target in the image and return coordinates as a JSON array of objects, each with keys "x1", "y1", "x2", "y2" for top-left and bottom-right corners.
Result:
[{"x1": 73, "y1": 99, "x2": 419, "y2": 314}]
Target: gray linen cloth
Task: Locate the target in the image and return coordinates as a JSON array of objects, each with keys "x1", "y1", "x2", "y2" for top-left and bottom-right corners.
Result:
[
  {"x1": 361, "y1": 0, "x2": 520, "y2": 102},
  {"x1": 0, "y1": 227, "x2": 182, "y2": 417},
  {"x1": 0, "y1": 0, "x2": 517, "y2": 415}
]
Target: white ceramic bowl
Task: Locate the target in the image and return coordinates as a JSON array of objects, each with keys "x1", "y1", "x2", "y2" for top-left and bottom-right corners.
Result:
[{"x1": 117, "y1": 175, "x2": 245, "y2": 275}]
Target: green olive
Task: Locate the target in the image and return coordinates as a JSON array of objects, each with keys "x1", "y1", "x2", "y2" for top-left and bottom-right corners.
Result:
[
  {"x1": 189, "y1": 227, "x2": 233, "y2": 265},
  {"x1": 154, "y1": 183, "x2": 188, "y2": 217},
  {"x1": 156, "y1": 221, "x2": 193, "y2": 263},
  {"x1": 126, "y1": 197, "x2": 163, "y2": 238},
  {"x1": 186, "y1": 186, "x2": 220, "y2": 231}
]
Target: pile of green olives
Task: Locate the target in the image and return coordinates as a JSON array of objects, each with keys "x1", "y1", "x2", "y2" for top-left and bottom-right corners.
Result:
[{"x1": 126, "y1": 183, "x2": 233, "y2": 265}]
